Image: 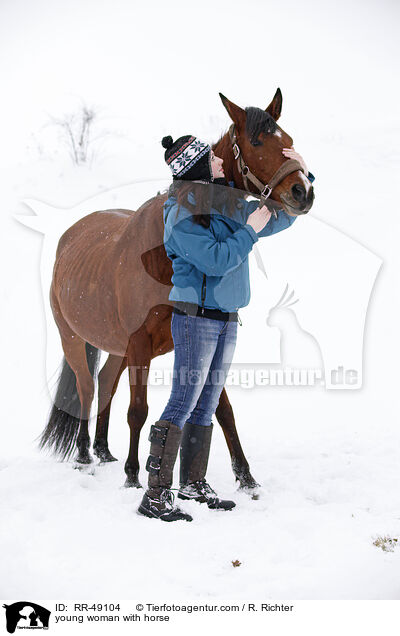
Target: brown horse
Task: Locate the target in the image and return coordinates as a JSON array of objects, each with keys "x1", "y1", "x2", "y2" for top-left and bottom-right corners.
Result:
[{"x1": 39, "y1": 89, "x2": 314, "y2": 492}]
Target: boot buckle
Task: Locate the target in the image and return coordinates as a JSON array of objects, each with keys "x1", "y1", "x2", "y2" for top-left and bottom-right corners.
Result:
[
  {"x1": 148, "y1": 424, "x2": 167, "y2": 446},
  {"x1": 146, "y1": 454, "x2": 161, "y2": 474}
]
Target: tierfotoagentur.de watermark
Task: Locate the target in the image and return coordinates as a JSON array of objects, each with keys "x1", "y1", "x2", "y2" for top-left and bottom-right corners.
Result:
[{"x1": 128, "y1": 365, "x2": 358, "y2": 389}]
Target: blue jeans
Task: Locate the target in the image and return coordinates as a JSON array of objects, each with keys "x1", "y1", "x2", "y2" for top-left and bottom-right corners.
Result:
[{"x1": 159, "y1": 312, "x2": 238, "y2": 428}]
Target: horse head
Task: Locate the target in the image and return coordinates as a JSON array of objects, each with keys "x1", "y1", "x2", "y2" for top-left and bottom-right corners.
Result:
[{"x1": 217, "y1": 89, "x2": 314, "y2": 216}]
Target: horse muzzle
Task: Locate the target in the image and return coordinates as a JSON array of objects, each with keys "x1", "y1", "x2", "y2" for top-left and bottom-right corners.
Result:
[{"x1": 280, "y1": 187, "x2": 314, "y2": 216}]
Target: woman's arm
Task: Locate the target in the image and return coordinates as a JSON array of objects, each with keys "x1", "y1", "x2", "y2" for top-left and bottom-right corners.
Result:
[
  {"x1": 165, "y1": 206, "x2": 259, "y2": 277},
  {"x1": 242, "y1": 199, "x2": 297, "y2": 238}
]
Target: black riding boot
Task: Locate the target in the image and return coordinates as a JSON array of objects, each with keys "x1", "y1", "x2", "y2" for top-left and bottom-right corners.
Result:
[
  {"x1": 178, "y1": 421, "x2": 236, "y2": 511},
  {"x1": 137, "y1": 420, "x2": 193, "y2": 522}
]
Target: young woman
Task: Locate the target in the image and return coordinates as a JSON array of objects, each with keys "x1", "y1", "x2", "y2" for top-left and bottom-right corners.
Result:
[{"x1": 138, "y1": 134, "x2": 313, "y2": 522}]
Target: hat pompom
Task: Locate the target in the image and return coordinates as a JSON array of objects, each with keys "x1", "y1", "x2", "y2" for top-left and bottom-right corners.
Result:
[{"x1": 162, "y1": 135, "x2": 174, "y2": 150}]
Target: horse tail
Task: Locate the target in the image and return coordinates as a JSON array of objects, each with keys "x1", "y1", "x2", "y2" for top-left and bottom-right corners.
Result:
[{"x1": 37, "y1": 343, "x2": 101, "y2": 460}]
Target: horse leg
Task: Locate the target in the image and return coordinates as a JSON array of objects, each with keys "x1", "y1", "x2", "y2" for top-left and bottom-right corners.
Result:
[
  {"x1": 93, "y1": 354, "x2": 127, "y2": 462},
  {"x1": 123, "y1": 331, "x2": 151, "y2": 488},
  {"x1": 46, "y1": 286, "x2": 99, "y2": 465},
  {"x1": 215, "y1": 387, "x2": 260, "y2": 492},
  {"x1": 60, "y1": 335, "x2": 96, "y2": 465}
]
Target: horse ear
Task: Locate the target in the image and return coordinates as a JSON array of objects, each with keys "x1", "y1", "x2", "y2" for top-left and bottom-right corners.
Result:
[
  {"x1": 265, "y1": 88, "x2": 282, "y2": 121},
  {"x1": 219, "y1": 93, "x2": 246, "y2": 129}
]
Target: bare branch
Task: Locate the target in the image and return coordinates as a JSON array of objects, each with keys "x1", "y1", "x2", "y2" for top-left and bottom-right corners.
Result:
[{"x1": 44, "y1": 101, "x2": 123, "y2": 165}]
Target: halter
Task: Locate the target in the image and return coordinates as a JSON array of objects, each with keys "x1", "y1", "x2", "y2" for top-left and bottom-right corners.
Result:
[{"x1": 228, "y1": 123, "x2": 305, "y2": 209}]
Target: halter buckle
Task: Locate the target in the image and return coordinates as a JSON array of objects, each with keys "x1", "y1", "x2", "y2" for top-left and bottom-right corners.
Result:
[
  {"x1": 232, "y1": 143, "x2": 240, "y2": 160},
  {"x1": 261, "y1": 184, "x2": 272, "y2": 199},
  {"x1": 242, "y1": 165, "x2": 249, "y2": 176}
]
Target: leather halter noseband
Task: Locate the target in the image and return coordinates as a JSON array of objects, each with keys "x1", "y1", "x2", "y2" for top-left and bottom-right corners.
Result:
[{"x1": 228, "y1": 123, "x2": 305, "y2": 209}]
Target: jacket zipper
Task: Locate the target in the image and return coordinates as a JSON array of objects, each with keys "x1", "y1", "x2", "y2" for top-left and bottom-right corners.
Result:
[
  {"x1": 201, "y1": 273, "x2": 206, "y2": 315},
  {"x1": 201, "y1": 273, "x2": 242, "y2": 323}
]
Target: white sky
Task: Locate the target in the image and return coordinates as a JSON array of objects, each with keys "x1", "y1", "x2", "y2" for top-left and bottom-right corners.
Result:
[{"x1": 1, "y1": 0, "x2": 399, "y2": 163}]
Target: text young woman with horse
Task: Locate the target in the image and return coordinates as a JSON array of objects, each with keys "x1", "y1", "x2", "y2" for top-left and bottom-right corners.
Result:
[{"x1": 38, "y1": 90, "x2": 315, "y2": 512}]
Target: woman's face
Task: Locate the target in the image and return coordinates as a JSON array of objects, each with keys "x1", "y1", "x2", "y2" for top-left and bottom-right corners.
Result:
[{"x1": 210, "y1": 150, "x2": 225, "y2": 179}]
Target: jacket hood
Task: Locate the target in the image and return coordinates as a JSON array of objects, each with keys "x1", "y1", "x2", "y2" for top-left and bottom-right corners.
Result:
[{"x1": 163, "y1": 190, "x2": 205, "y2": 226}]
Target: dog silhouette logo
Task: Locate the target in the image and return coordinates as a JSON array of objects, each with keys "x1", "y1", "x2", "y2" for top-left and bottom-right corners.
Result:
[{"x1": 2, "y1": 602, "x2": 51, "y2": 633}]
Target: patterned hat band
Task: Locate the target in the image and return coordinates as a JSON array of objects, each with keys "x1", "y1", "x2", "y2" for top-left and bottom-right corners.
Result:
[{"x1": 166, "y1": 136, "x2": 211, "y2": 178}]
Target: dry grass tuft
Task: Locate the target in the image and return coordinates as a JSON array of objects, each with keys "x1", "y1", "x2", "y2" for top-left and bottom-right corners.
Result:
[{"x1": 372, "y1": 536, "x2": 398, "y2": 552}]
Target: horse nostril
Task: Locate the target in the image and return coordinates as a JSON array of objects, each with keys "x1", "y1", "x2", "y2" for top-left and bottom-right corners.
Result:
[{"x1": 291, "y1": 184, "x2": 306, "y2": 204}]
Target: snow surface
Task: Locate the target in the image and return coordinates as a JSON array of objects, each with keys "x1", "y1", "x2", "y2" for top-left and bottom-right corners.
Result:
[{"x1": 1, "y1": 0, "x2": 400, "y2": 603}]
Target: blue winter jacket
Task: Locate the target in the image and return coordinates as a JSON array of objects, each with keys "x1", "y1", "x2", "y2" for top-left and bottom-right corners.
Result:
[{"x1": 163, "y1": 175, "x2": 315, "y2": 313}]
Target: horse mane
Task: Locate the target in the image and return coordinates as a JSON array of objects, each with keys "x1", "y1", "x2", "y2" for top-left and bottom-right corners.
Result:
[{"x1": 244, "y1": 106, "x2": 277, "y2": 145}]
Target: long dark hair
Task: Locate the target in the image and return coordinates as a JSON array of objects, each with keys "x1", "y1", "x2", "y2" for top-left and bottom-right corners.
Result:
[{"x1": 168, "y1": 179, "x2": 239, "y2": 228}]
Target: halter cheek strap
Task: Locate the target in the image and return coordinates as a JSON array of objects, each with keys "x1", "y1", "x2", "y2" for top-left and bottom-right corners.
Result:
[{"x1": 228, "y1": 123, "x2": 305, "y2": 209}]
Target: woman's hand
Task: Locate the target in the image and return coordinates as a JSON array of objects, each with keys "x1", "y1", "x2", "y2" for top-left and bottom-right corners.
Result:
[
  {"x1": 282, "y1": 146, "x2": 308, "y2": 176},
  {"x1": 246, "y1": 204, "x2": 272, "y2": 233}
]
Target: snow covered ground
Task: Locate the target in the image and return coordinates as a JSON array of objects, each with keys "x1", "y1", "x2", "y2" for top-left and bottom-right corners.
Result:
[{"x1": 1, "y1": 0, "x2": 399, "y2": 604}]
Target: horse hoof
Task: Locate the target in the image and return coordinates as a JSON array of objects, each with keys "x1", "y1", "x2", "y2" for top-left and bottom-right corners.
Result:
[
  {"x1": 123, "y1": 477, "x2": 142, "y2": 489},
  {"x1": 76, "y1": 456, "x2": 93, "y2": 465},
  {"x1": 100, "y1": 454, "x2": 118, "y2": 464},
  {"x1": 74, "y1": 452, "x2": 93, "y2": 465},
  {"x1": 73, "y1": 462, "x2": 95, "y2": 475},
  {"x1": 239, "y1": 486, "x2": 261, "y2": 500},
  {"x1": 237, "y1": 479, "x2": 261, "y2": 499},
  {"x1": 93, "y1": 447, "x2": 118, "y2": 463}
]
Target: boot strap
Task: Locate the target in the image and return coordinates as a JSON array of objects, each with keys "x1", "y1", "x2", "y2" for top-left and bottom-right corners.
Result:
[
  {"x1": 146, "y1": 454, "x2": 161, "y2": 474},
  {"x1": 148, "y1": 424, "x2": 167, "y2": 446}
]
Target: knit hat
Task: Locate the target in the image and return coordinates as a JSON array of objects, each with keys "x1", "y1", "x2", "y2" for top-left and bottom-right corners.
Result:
[{"x1": 162, "y1": 135, "x2": 213, "y2": 182}]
